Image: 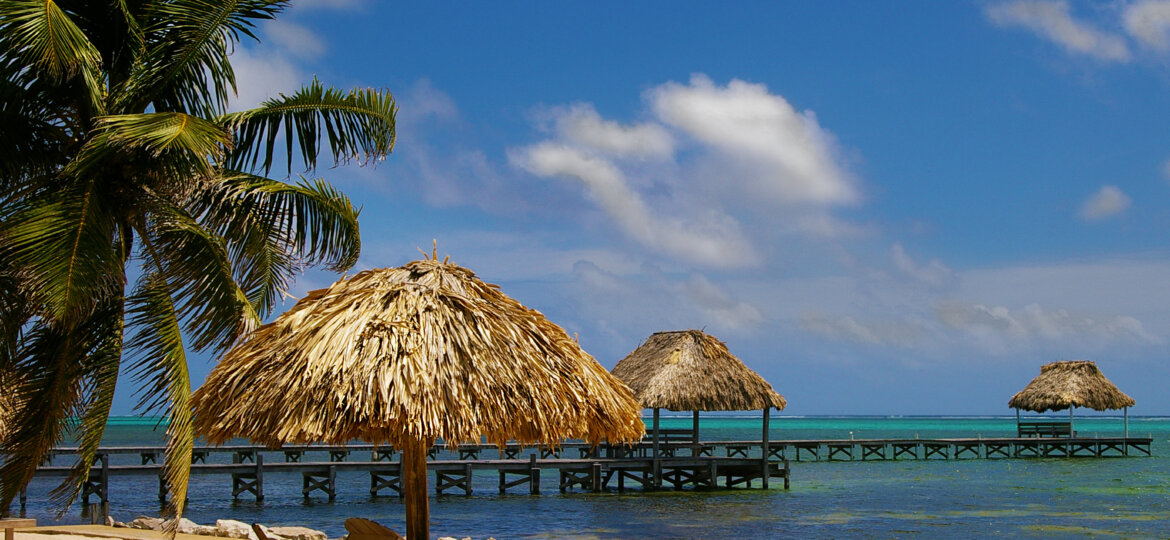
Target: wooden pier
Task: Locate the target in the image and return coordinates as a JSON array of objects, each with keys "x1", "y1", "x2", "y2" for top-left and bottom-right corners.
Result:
[
  {"x1": 24, "y1": 434, "x2": 1150, "y2": 508},
  {"x1": 757, "y1": 436, "x2": 1153, "y2": 461},
  {"x1": 29, "y1": 444, "x2": 789, "y2": 508}
]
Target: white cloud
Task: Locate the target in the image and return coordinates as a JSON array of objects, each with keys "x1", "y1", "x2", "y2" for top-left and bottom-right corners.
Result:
[
  {"x1": 1163, "y1": 158, "x2": 1170, "y2": 181},
  {"x1": 684, "y1": 274, "x2": 764, "y2": 330},
  {"x1": 1080, "y1": 184, "x2": 1131, "y2": 221},
  {"x1": 511, "y1": 74, "x2": 862, "y2": 269},
  {"x1": 1124, "y1": 0, "x2": 1170, "y2": 50},
  {"x1": 264, "y1": 20, "x2": 326, "y2": 59},
  {"x1": 568, "y1": 261, "x2": 765, "y2": 336},
  {"x1": 227, "y1": 47, "x2": 304, "y2": 110},
  {"x1": 513, "y1": 143, "x2": 758, "y2": 268},
  {"x1": 648, "y1": 74, "x2": 858, "y2": 206},
  {"x1": 986, "y1": 1, "x2": 1131, "y2": 62},
  {"x1": 936, "y1": 302, "x2": 1155, "y2": 344},
  {"x1": 799, "y1": 312, "x2": 920, "y2": 347},
  {"x1": 891, "y1": 243, "x2": 956, "y2": 288},
  {"x1": 551, "y1": 104, "x2": 673, "y2": 158},
  {"x1": 398, "y1": 78, "x2": 459, "y2": 125}
]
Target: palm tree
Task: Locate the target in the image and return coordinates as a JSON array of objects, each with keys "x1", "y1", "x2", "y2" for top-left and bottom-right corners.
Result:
[{"x1": 0, "y1": 0, "x2": 396, "y2": 521}]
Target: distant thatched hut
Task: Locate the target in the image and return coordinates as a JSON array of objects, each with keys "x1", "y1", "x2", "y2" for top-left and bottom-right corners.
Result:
[
  {"x1": 1009, "y1": 360, "x2": 1135, "y2": 435},
  {"x1": 611, "y1": 330, "x2": 786, "y2": 462}
]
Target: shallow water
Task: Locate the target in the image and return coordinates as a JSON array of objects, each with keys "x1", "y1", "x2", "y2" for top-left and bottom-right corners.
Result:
[{"x1": 15, "y1": 416, "x2": 1170, "y2": 538}]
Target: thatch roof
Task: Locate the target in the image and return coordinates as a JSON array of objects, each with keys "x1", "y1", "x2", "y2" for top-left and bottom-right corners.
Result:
[
  {"x1": 611, "y1": 330, "x2": 786, "y2": 412},
  {"x1": 191, "y1": 256, "x2": 645, "y2": 448},
  {"x1": 1008, "y1": 360, "x2": 1135, "y2": 412}
]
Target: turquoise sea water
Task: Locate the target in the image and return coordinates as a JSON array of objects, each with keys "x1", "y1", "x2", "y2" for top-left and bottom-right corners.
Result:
[{"x1": 15, "y1": 415, "x2": 1170, "y2": 538}]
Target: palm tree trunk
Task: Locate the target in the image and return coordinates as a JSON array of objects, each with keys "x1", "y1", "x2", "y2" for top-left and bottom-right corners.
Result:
[{"x1": 402, "y1": 438, "x2": 429, "y2": 540}]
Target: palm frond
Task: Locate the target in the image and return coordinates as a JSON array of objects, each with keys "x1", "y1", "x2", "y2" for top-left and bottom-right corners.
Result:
[
  {"x1": 223, "y1": 79, "x2": 396, "y2": 175},
  {"x1": 124, "y1": 273, "x2": 191, "y2": 523},
  {"x1": 194, "y1": 173, "x2": 361, "y2": 315},
  {"x1": 0, "y1": 0, "x2": 101, "y2": 81},
  {"x1": 0, "y1": 54, "x2": 74, "y2": 189},
  {"x1": 0, "y1": 180, "x2": 122, "y2": 324},
  {"x1": 0, "y1": 309, "x2": 114, "y2": 513},
  {"x1": 135, "y1": 207, "x2": 259, "y2": 355},
  {"x1": 47, "y1": 299, "x2": 124, "y2": 513},
  {"x1": 119, "y1": 0, "x2": 286, "y2": 116},
  {"x1": 0, "y1": 264, "x2": 34, "y2": 373},
  {"x1": 95, "y1": 112, "x2": 230, "y2": 178}
]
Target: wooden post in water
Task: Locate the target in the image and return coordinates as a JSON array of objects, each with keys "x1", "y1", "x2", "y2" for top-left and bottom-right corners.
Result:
[
  {"x1": 1124, "y1": 407, "x2": 1129, "y2": 438},
  {"x1": 1069, "y1": 407, "x2": 1074, "y2": 437},
  {"x1": 652, "y1": 408, "x2": 661, "y2": 489},
  {"x1": 402, "y1": 438, "x2": 429, "y2": 540},
  {"x1": 692, "y1": 411, "x2": 700, "y2": 444},
  {"x1": 652, "y1": 408, "x2": 661, "y2": 457},
  {"x1": 761, "y1": 407, "x2": 771, "y2": 489}
]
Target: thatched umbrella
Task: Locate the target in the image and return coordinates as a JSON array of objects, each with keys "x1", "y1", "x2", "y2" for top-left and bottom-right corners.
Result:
[
  {"x1": 1008, "y1": 360, "x2": 1136, "y2": 436},
  {"x1": 611, "y1": 330, "x2": 786, "y2": 469},
  {"x1": 192, "y1": 255, "x2": 644, "y2": 540}
]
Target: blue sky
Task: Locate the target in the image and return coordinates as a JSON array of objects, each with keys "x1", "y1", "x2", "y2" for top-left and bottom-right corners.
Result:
[{"x1": 116, "y1": 0, "x2": 1170, "y2": 415}]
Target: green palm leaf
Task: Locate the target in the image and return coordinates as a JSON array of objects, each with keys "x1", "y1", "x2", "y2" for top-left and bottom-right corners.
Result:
[
  {"x1": 0, "y1": 0, "x2": 100, "y2": 81},
  {"x1": 223, "y1": 79, "x2": 396, "y2": 175},
  {"x1": 138, "y1": 206, "x2": 260, "y2": 354},
  {"x1": 48, "y1": 302, "x2": 124, "y2": 514},
  {"x1": 0, "y1": 300, "x2": 121, "y2": 514},
  {"x1": 125, "y1": 274, "x2": 192, "y2": 523},
  {"x1": 120, "y1": 0, "x2": 285, "y2": 116},
  {"x1": 0, "y1": 180, "x2": 122, "y2": 323},
  {"x1": 0, "y1": 54, "x2": 73, "y2": 189},
  {"x1": 95, "y1": 112, "x2": 231, "y2": 178},
  {"x1": 195, "y1": 173, "x2": 362, "y2": 315}
]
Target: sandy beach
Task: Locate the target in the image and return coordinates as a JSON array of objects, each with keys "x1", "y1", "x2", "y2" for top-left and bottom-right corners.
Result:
[{"x1": 15, "y1": 526, "x2": 222, "y2": 540}]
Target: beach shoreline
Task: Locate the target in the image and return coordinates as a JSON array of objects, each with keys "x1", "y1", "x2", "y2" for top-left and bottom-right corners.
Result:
[{"x1": 16, "y1": 525, "x2": 231, "y2": 540}]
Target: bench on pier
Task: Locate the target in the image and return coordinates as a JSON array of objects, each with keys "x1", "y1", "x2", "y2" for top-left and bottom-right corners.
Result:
[
  {"x1": 1017, "y1": 420, "x2": 1073, "y2": 438},
  {"x1": 639, "y1": 429, "x2": 697, "y2": 457},
  {"x1": 644, "y1": 428, "x2": 696, "y2": 444},
  {"x1": 1, "y1": 518, "x2": 35, "y2": 540}
]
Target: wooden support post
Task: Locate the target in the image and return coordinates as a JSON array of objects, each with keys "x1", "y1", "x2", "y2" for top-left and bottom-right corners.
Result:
[
  {"x1": 591, "y1": 463, "x2": 602, "y2": 492},
  {"x1": 652, "y1": 408, "x2": 661, "y2": 458},
  {"x1": 99, "y1": 453, "x2": 109, "y2": 503},
  {"x1": 329, "y1": 465, "x2": 339, "y2": 502},
  {"x1": 1124, "y1": 407, "x2": 1129, "y2": 439},
  {"x1": 762, "y1": 407, "x2": 771, "y2": 489},
  {"x1": 81, "y1": 454, "x2": 109, "y2": 506},
  {"x1": 402, "y1": 438, "x2": 429, "y2": 540},
  {"x1": 255, "y1": 454, "x2": 264, "y2": 501},
  {"x1": 692, "y1": 411, "x2": 700, "y2": 444}
]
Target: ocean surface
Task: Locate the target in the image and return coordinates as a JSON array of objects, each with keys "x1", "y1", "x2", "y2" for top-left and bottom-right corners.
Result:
[{"x1": 14, "y1": 415, "x2": 1170, "y2": 539}]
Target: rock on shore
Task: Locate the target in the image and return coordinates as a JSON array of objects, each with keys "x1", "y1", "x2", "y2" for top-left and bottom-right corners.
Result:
[
  {"x1": 117, "y1": 516, "x2": 491, "y2": 540},
  {"x1": 121, "y1": 516, "x2": 324, "y2": 540}
]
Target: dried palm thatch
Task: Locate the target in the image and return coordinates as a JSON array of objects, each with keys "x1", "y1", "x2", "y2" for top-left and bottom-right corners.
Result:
[
  {"x1": 191, "y1": 256, "x2": 645, "y2": 448},
  {"x1": 611, "y1": 330, "x2": 786, "y2": 412},
  {"x1": 192, "y1": 254, "x2": 644, "y2": 540},
  {"x1": 1008, "y1": 360, "x2": 1135, "y2": 412}
]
